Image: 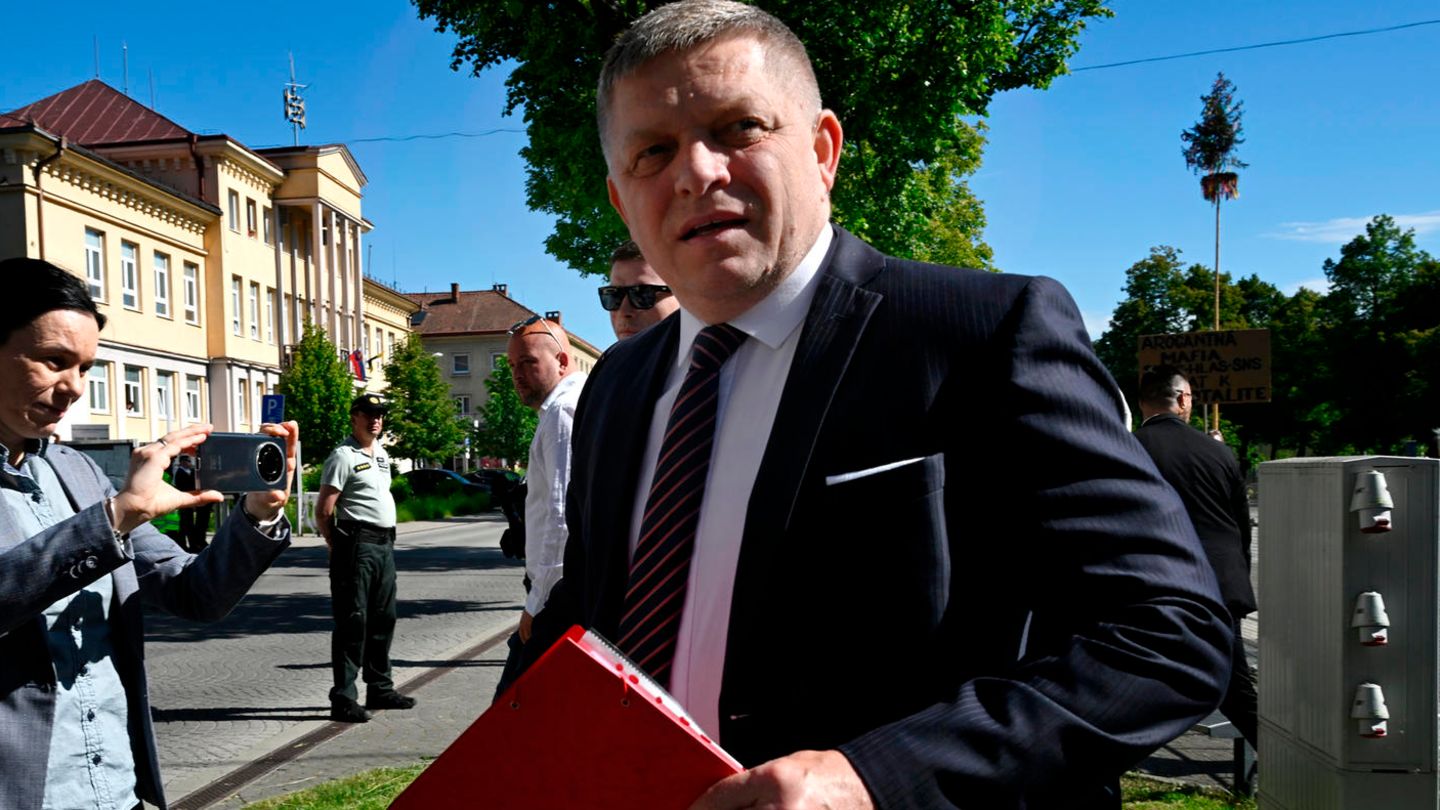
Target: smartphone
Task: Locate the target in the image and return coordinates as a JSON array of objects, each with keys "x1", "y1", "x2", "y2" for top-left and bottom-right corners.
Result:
[{"x1": 194, "y1": 433, "x2": 287, "y2": 493}]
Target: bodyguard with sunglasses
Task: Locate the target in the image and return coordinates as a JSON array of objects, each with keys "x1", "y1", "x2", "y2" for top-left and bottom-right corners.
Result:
[{"x1": 600, "y1": 240, "x2": 678, "y2": 340}]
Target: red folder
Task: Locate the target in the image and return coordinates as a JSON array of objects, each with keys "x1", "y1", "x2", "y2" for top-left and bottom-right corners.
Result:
[{"x1": 389, "y1": 626, "x2": 742, "y2": 809}]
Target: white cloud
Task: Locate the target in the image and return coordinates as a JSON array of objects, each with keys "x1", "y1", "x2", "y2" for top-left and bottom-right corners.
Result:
[
  {"x1": 1081, "y1": 310, "x2": 1112, "y2": 341},
  {"x1": 1267, "y1": 210, "x2": 1440, "y2": 244},
  {"x1": 1283, "y1": 278, "x2": 1332, "y2": 296}
]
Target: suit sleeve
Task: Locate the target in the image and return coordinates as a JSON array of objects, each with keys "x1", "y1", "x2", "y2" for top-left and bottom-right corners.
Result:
[{"x1": 840, "y1": 276, "x2": 1232, "y2": 808}]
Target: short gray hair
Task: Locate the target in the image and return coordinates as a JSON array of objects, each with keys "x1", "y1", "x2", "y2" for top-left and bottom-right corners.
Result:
[{"x1": 596, "y1": 0, "x2": 822, "y2": 154}]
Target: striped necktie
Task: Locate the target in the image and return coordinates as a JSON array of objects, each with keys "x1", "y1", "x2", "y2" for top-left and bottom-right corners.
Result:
[{"x1": 617, "y1": 323, "x2": 748, "y2": 687}]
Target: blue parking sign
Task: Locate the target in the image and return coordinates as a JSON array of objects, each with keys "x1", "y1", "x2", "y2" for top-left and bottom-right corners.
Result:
[{"x1": 261, "y1": 394, "x2": 286, "y2": 425}]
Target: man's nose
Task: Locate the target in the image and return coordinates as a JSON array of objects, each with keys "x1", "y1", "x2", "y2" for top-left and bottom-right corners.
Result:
[
  {"x1": 674, "y1": 139, "x2": 729, "y2": 197},
  {"x1": 58, "y1": 367, "x2": 84, "y2": 398}
]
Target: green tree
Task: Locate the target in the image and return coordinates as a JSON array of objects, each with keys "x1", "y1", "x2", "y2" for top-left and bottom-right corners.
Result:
[
  {"x1": 473, "y1": 356, "x2": 537, "y2": 467},
  {"x1": 277, "y1": 323, "x2": 355, "y2": 467},
  {"x1": 382, "y1": 334, "x2": 467, "y2": 465},
  {"x1": 1094, "y1": 246, "x2": 1200, "y2": 405},
  {"x1": 412, "y1": 0, "x2": 1109, "y2": 276}
]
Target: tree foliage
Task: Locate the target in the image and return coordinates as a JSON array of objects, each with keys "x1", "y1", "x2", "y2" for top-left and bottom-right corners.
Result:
[
  {"x1": 277, "y1": 323, "x2": 355, "y2": 467},
  {"x1": 412, "y1": 0, "x2": 1110, "y2": 275},
  {"x1": 473, "y1": 356, "x2": 537, "y2": 467},
  {"x1": 382, "y1": 334, "x2": 468, "y2": 464},
  {"x1": 1181, "y1": 72, "x2": 1247, "y2": 181},
  {"x1": 1098, "y1": 217, "x2": 1440, "y2": 462}
]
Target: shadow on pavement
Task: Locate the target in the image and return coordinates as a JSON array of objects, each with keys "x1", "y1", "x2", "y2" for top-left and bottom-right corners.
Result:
[
  {"x1": 275, "y1": 658, "x2": 507, "y2": 671},
  {"x1": 266, "y1": 543, "x2": 524, "y2": 573},
  {"x1": 145, "y1": 596, "x2": 516, "y2": 642},
  {"x1": 151, "y1": 705, "x2": 333, "y2": 722}
]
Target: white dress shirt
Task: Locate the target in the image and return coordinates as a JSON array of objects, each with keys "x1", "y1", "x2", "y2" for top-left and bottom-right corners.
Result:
[
  {"x1": 627, "y1": 225, "x2": 833, "y2": 737},
  {"x1": 524, "y1": 370, "x2": 587, "y2": 616}
]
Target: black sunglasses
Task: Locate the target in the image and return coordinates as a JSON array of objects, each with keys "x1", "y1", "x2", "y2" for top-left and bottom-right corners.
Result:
[{"x1": 598, "y1": 284, "x2": 672, "y2": 312}]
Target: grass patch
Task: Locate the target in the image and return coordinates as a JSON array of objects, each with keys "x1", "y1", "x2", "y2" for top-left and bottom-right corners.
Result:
[
  {"x1": 243, "y1": 765, "x2": 424, "y2": 809},
  {"x1": 1122, "y1": 775, "x2": 1255, "y2": 809},
  {"x1": 243, "y1": 769, "x2": 1250, "y2": 809},
  {"x1": 394, "y1": 490, "x2": 491, "y2": 522}
]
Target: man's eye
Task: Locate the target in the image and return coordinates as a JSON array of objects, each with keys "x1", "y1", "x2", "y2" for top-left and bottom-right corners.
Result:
[
  {"x1": 721, "y1": 118, "x2": 767, "y2": 146},
  {"x1": 630, "y1": 144, "x2": 673, "y2": 176}
]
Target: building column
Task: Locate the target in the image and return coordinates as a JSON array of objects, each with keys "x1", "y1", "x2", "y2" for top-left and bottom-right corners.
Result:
[{"x1": 310, "y1": 201, "x2": 324, "y2": 329}]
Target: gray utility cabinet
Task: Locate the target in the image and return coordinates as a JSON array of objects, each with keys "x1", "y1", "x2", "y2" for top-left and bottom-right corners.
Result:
[{"x1": 1257, "y1": 456, "x2": 1440, "y2": 809}]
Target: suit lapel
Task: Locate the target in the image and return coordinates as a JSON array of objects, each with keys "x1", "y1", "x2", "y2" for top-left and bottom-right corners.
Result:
[{"x1": 744, "y1": 229, "x2": 884, "y2": 541}]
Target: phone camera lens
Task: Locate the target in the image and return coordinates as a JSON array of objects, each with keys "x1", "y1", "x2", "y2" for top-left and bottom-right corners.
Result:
[{"x1": 256, "y1": 443, "x2": 285, "y2": 484}]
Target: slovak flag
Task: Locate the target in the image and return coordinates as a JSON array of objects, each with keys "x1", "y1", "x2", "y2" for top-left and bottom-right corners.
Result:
[{"x1": 349, "y1": 349, "x2": 367, "y2": 381}]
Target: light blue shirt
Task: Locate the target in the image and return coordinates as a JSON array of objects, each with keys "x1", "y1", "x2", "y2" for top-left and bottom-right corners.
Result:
[{"x1": 0, "y1": 443, "x2": 138, "y2": 810}]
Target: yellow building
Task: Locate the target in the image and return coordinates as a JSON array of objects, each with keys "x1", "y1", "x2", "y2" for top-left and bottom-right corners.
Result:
[
  {"x1": 362, "y1": 277, "x2": 421, "y2": 393},
  {"x1": 0, "y1": 80, "x2": 401, "y2": 442}
]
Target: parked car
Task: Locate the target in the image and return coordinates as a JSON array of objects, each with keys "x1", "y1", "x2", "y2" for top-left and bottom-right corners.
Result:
[
  {"x1": 398, "y1": 468, "x2": 490, "y2": 498},
  {"x1": 466, "y1": 468, "x2": 522, "y2": 491}
]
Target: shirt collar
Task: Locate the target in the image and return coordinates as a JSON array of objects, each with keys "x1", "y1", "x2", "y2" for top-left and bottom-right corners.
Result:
[
  {"x1": 540, "y1": 370, "x2": 587, "y2": 412},
  {"x1": 0, "y1": 437, "x2": 48, "y2": 468},
  {"x1": 675, "y1": 223, "x2": 834, "y2": 362}
]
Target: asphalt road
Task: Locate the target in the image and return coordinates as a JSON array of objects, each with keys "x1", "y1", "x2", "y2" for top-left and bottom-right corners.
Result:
[{"x1": 142, "y1": 515, "x2": 522, "y2": 805}]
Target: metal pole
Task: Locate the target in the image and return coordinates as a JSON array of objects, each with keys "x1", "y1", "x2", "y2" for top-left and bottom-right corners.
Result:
[{"x1": 1213, "y1": 190, "x2": 1222, "y2": 433}]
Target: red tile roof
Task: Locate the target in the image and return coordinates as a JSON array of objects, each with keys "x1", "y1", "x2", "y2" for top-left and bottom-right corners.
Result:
[
  {"x1": 402, "y1": 289, "x2": 536, "y2": 335},
  {"x1": 3, "y1": 79, "x2": 191, "y2": 145}
]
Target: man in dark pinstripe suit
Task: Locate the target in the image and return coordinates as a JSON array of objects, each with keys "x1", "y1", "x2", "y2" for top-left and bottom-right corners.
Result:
[{"x1": 514, "y1": 3, "x2": 1233, "y2": 808}]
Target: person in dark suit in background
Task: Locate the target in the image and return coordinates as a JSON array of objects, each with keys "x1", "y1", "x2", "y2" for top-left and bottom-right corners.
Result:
[
  {"x1": 1135, "y1": 365, "x2": 1258, "y2": 747},
  {"x1": 172, "y1": 453, "x2": 213, "y2": 552},
  {"x1": 509, "y1": 3, "x2": 1233, "y2": 808}
]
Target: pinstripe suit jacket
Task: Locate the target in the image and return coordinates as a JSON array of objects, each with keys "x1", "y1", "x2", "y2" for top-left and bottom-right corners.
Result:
[
  {"x1": 0, "y1": 441, "x2": 290, "y2": 810},
  {"x1": 520, "y1": 226, "x2": 1232, "y2": 809}
]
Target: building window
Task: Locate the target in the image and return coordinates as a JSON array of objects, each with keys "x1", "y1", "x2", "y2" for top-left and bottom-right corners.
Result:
[
  {"x1": 84, "y1": 228, "x2": 106, "y2": 300},
  {"x1": 265, "y1": 288, "x2": 275, "y2": 344},
  {"x1": 262, "y1": 206, "x2": 273, "y2": 245},
  {"x1": 123, "y1": 366, "x2": 143, "y2": 416},
  {"x1": 235, "y1": 378, "x2": 248, "y2": 426},
  {"x1": 492, "y1": 352, "x2": 505, "y2": 370},
  {"x1": 231, "y1": 277, "x2": 242, "y2": 335},
  {"x1": 120, "y1": 242, "x2": 139, "y2": 309},
  {"x1": 452, "y1": 354, "x2": 470, "y2": 376},
  {"x1": 246, "y1": 198, "x2": 258, "y2": 238},
  {"x1": 249, "y1": 283, "x2": 260, "y2": 339},
  {"x1": 154, "y1": 371, "x2": 176, "y2": 426},
  {"x1": 183, "y1": 262, "x2": 199, "y2": 324},
  {"x1": 387, "y1": 332, "x2": 396, "y2": 359},
  {"x1": 228, "y1": 190, "x2": 239, "y2": 231},
  {"x1": 455, "y1": 396, "x2": 470, "y2": 414},
  {"x1": 254, "y1": 380, "x2": 265, "y2": 423},
  {"x1": 153, "y1": 252, "x2": 171, "y2": 318},
  {"x1": 88, "y1": 362, "x2": 110, "y2": 413},
  {"x1": 184, "y1": 376, "x2": 202, "y2": 422}
]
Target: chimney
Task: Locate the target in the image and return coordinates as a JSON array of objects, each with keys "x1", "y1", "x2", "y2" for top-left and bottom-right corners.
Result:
[
  {"x1": 492, "y1": 283, "x2": 508, "y2": 297},
  {"x1": 450, "y1": 282, "x2": 460, "y2": 303},
  {"x1": 545, "y1": 310, "x2": 562, "y2": 324}
]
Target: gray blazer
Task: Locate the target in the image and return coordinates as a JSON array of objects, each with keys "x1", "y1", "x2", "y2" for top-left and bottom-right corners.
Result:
[{"x1": 0, "y1": 442, "x2": 291, "y2": 810}]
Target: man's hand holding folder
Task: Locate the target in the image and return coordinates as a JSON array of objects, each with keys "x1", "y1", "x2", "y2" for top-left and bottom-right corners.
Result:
[{"x1": 690, "y1": 750, "x2": 874, "y2": 810}]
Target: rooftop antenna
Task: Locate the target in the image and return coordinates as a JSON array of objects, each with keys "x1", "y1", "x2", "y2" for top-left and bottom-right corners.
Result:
[
  {"x1": 93, "y1": 36, "x2": 99, "y2": 79},
  {"x1": 122, "y1": 41, "x2": 129, "y2": 95},
  {"x1": 282, "y1": 52, "x2": 308, "y2": 147}
]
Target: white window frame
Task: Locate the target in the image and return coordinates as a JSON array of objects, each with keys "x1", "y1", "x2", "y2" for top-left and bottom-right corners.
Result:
[
  {"x1": 120, "y1": 242, "x2": 139, "y2": 310},
  {"x1": 235, "y1": 378, "x2": 248, "y2": 426},
  {"x1": 387, "y1": 332, "x2": 396, "y2": 359},
  {"x1": 262, "y1": 206, "x2": 273, "y2": 245},
  {"x1": 246, "y1": 198, "x2": 258, "y2": 238},
  {"x1": 154, "y1": 371, "x2": 176, "y2": 428},
  {"x1": 248, "y1": 282, "x2": 260, "y2": 339},
  {"x1": 123, "y1": 366, "x2": 144, "y2": 416},
  {"x1": 455, "y1": 395, "x2": 470, "y2": 414},
  {"x1": 184, "y1": 376, "x2": 202, "y2": 422},
  {"x1": 84, "y1": 228, "x2": 106, "y2": 300},
  {"x1": 492, "y1": 352, "x2": 505, "y2": 370},
  {"x1": 183, "y1": 262, "x2": 199, "y2": 324},
  {"x1": 88, "y1": 362, "x2": 110, "y2": 413},
  {"x1": 452, "y1": 353, "x2": 470, "y2": 376},
  {"x1": 153, "y1": 252, "x2": 171, "y2": 318},
  {"x1": 231, "y1": 277, "x2": 242, "y2": 335},
  {"x1": 265, "y1": 288, "x2": 275, "y2": 344},
  {"x1": 227, "y1": 190, "x2": 239, "y2": 231}
]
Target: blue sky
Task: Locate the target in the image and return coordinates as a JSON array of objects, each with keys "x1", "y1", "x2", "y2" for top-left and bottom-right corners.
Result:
[{"x1": 4, "y1": 1, "x2": 1437, "y2": 347}]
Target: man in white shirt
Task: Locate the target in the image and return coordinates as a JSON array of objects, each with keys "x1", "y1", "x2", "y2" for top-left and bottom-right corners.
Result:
[
  {"x1": 506, "y1": 315, "x2": 587, "y2": 646},
  {"x1": 509, "y1": 3, "x2": 1231, "y2": 809}
]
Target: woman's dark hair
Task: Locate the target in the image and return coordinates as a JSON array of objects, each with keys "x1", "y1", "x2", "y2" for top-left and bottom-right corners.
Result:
[{"x1": 0, "y1": 257, "x2": 107, "y2": 344}]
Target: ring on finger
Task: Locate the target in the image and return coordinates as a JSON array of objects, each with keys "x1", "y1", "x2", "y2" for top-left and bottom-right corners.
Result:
[{"x1": 156, "y1": 438, "x2": 168, "y2": 448}]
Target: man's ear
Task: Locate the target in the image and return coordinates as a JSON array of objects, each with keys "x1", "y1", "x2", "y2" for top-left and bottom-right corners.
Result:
[
  {"x1": 607, "y1": 176, "x2": 630, "y2": 226},
  {"x1": 556, "y1": 349, "x2": 572, "y2": 373},
  {"x1": 813, "y1": 109, "x2": 843, "y2": 192}
]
